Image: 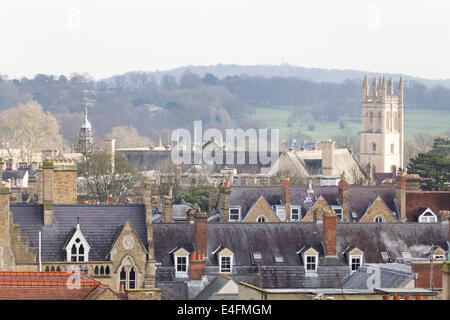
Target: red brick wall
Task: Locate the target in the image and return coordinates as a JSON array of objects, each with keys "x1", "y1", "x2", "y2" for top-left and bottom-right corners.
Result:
[
  {"x1": 411, "y1": 262, "x2": 443, "y2": 289},
  {"x1": 406, "y1": 191, "x2": 450, "y2": 222}
]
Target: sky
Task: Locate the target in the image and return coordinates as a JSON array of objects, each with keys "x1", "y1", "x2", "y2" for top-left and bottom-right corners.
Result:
[{"x1": 1, "y1": 0, "x2": 449, "y2": 80}]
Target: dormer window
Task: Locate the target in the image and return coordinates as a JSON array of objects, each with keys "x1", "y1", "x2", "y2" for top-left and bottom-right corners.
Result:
[
  {"x1": 331, "y1": 205, "x2": 343, "y2": 221},
  {"x1": 350, "y1": 255, "x2": 362, "y2": 271},
  {"x1": 273, "y1": 205, "x2": 286, "y2": 221},
  {"x1": 345, "y1": 247, "x2": 364, "y2": 272},
  {"x1": 229, "y1": 206, "x2": 241, "y2": 222},
  {"x1": 65, "y1": 224, "x2": 90, "y2": 262},
  {"x1": 220, "y1": 256, "x2": 231, "y2": 273},
  {"x1": 418, "y1": 209, "x2": 437, "y2": 223},
  {"x1": 291, "y1": 206, "x2": 301, "y2": 221},
  {"x1": 171, "y1": 247, "x2": 190, "y2": 278},
  {"x1": 214, "y1": 247, "x2": 234, "y2": 273},
  {"x1": 305, "y1": 255, "x2": 317, "y2": 272}
]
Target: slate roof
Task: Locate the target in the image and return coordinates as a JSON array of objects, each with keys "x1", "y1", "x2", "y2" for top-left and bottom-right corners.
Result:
[
  {"x1": 118, "y1": 150, "x2": 277, "y2": 173},
  {"x1": 229, "y1": 185, "x2": 397, "y2": 220},
  {"x1": 153, "y1": 222, "x2": 449, "y2": 268},
  {"x1": 10, "y1": 204, "x2": 148, "y2": 262},
  {"x1": 342, "y1": 264, "x2": 415, "y2": 289},
  {"x1": 2, "y1": 169, "x2": 27, "y2": 181},
  {"x1": 258, "y1": 265, "x2": 351, "y2": 289},
  {"x1": 193, "y1": 275, "x2": 230, "y2": 300}
]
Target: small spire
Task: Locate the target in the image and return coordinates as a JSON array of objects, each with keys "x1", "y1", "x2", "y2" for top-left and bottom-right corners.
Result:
[
  {"x1": 399, "y1": 77, "x2": 404, "y2": 105},
  {"x1": 388, "y1": 77, "x2": 394, "y2": 96},
  {"x1": 158, "y1": 136, "x2": 162, "y2": 147},
  {"x1": 372, "y1": 77, "x2": 378, "y2": 96}
]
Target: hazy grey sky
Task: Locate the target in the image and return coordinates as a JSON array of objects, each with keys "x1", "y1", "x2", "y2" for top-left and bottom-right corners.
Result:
[{"x1": 1, "y1": 0, "x2": 449, "y2": 80}]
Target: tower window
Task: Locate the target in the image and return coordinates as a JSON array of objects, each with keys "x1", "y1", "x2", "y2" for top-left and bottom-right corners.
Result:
[{"x1": 372, "y1": 143, "x2": 376, "y2": 152}]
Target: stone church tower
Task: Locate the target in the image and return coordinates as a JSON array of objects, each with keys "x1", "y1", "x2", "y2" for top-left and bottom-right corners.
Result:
[
  {"x1": 73, "y1": 107, "x2": 93, "y2": 155},
  {"x1": 360, "y1": 75, "x2": 404, "y2": 174}
]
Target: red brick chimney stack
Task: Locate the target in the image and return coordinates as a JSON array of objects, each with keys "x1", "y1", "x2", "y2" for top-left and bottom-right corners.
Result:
[
  {"x1": 190, "y1": 208, "x2": 208, "y2": 280},
  {"x1": 338, "y1": 172, "x2": 349, "y2": 222},
  {"x1": 323, "y1": 211, "x2": 337, "y2": 256}
]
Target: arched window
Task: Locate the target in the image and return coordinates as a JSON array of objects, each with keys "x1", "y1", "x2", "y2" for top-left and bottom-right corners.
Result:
[
  {"x1": 83, "y1": 266, "x2": 88, "y2": 275},
  {"x1": 257, "y1": 216, "x2": 267, "y2": 223},
  {"x1": 119, "y1": 268, "x2": 127, "y2": 289},
  {"x1": 129, "y1": 268, "x2": 136, "y2": 289},
  {"x1": 94, "y1": 266, "x2": 99, "y2": 275},
  {"x1": 45, "y1": 266, "x2": 49, "y2": 272},
  {"x1": 50, "y1": 266, "x2": 55, "y2": 272},
  {"x1": 372, "y1": 143, "x2": 376, "y2": 152},
  {"x1": 374, "y1": 216, "x2": 384, "y2": 223},
  {"x1": 105, "y1": 266, "x2": 110, "y2": 275},
  {"x1": 100, "y1": 265, "x2": 105, "y2": 275},
  {"x1": 56, "y1": 266, "x2": 61, "y2": 272}
]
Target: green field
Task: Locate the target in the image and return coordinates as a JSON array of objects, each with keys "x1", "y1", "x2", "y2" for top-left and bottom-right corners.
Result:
[{"x1": 250, "y1": 106, "x2": 450, "y2": 141}]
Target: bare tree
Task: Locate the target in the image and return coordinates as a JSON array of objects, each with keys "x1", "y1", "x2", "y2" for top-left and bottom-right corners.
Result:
[
  {"x1": 0, "y1": 101, "x2": 63, "y2": 162},
  {"x1": 77, "y1": 149, "x2": 144, "y2": 203}
]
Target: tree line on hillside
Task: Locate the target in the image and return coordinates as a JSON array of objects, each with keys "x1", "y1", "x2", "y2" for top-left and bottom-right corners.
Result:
[{"x1": 1, "y1": 70, "x2": 450, "y2": 149}]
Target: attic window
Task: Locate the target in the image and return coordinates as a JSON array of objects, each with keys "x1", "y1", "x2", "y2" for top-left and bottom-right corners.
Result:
[
  {"x1": 220, "y1": 256, "x2": 232, "y2": 273},
  {"x1": 65, "y1": 224, "x2": 90, "y2": 262},
  {"x1": 381, "y1": 252, "x2": 389, "y2": 262},
  {"x1": 257, "y1": 216, "x2": 267, "y2": 223},
  {"x1": 252, "y1": 252, "x2": 262, "y2": 260},
  {"x1": 229, "y1": 207, "x2": 241, "y2": 221},
  {"x1": 402, "y1": 251, "x2": 412, "y2": 261},
  {"x1": 291, "y1": 206, "x2": 301, "y2": 221},
  {"x1": 418, "y1": 209, "x2": 437, "y2": 223},
  {"x1": 350, "y1": 255, "x2": 362, "y2": 271},
  {"x1": 305, "y1": 255, "x2": 317, "y2": 273},
  {"x1": 433, "y1": 254, "x2": 445, "y2": 260},
  {"x1": 374, "y1": 216, "x2": 384, "y2": 223},
  {"x1": 274, "y1": 256, "x2": 284, "y2": 263}
]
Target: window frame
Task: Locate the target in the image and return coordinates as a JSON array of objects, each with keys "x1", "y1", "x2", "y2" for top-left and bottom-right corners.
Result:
[
  {"x1": 374, "y1": 216, "x2": 384, "y2": 223},
  {"x1": 175, "y1": 255, "x2": 189, "y2": 277},
  {"x1": 350, "y1": 255, "x2": 363, "y2": 272},
  {"x1": 291, "y1": 206, "x2": 301, "y2": 221},
  {"x1": 305, "y1": 254, "x2": 318, "y2": 273},
  {"x1": 256, "y1": 216, "x2": 267, "y2": 223},
  {"x1": 220, "y1": 256, "x2": 232, "y2": 274},
  {"x1": 228, "y1": 206, "x2": 241, "y2": 222}
]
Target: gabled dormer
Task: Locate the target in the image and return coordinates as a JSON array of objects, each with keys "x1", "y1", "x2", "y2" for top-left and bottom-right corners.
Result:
[
  {"x1": 297, "y1": 246, "x2": 319, "y2": 275},
  {"x1": 169, "y1": 247, "x2": 190, "y2": 278},
  {"x1": 64, "y1": 224, "x2": 91, "y2": 262},
  {"x1": 359, "y1": 196, "x2": 398, "y2": 223},
  {"x1": 242, "y1": 195, "x2": 281, "y2": 223},
  {"x1": 418, "y1": 208, "x2": 437, "y2": 223},
  {"x1": 301, "y1": 195, "x2": 334, "y2": 223},
  {"x1": 213, "y1": 246, "x2": 234, "y2": 274},
  {"x1": 343, "y1": 246, "x2": 364, "y2": 272}
]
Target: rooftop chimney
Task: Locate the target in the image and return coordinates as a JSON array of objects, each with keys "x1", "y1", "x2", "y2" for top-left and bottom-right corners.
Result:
[
  {"x1": 323, "y1": 210, "x2": 337, "y2": 256},
  {"x1": 42, "y1": 161, "x2": 54, "y2": 227},
  {"x1": 0, "y1": 186, "x2": 15, "y2": 270},
  {"x1": 194, "y1": 207, "x2": 208, "y2": 256},
  {"x1": 321, "y1": 141, "x2": 335, "y2": 176},
  {"x1": 191, "y1": 208, "x2": 207, "y2": 280},
  {"x1": 163, "y1": 186, "x2": 173, "y2": 223},
  {"x1": 281, "y1": 177, "x2": 291, "y2": 221},
  {"x1": 338, "y1": 172, "x2": 349, "y2": 222},
  {"x1": 395, "y1": 169, "x2": 407, "y2": 222},
  {"x1": 217, "y1": 180, "x2": 231, "y2": 222}
]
